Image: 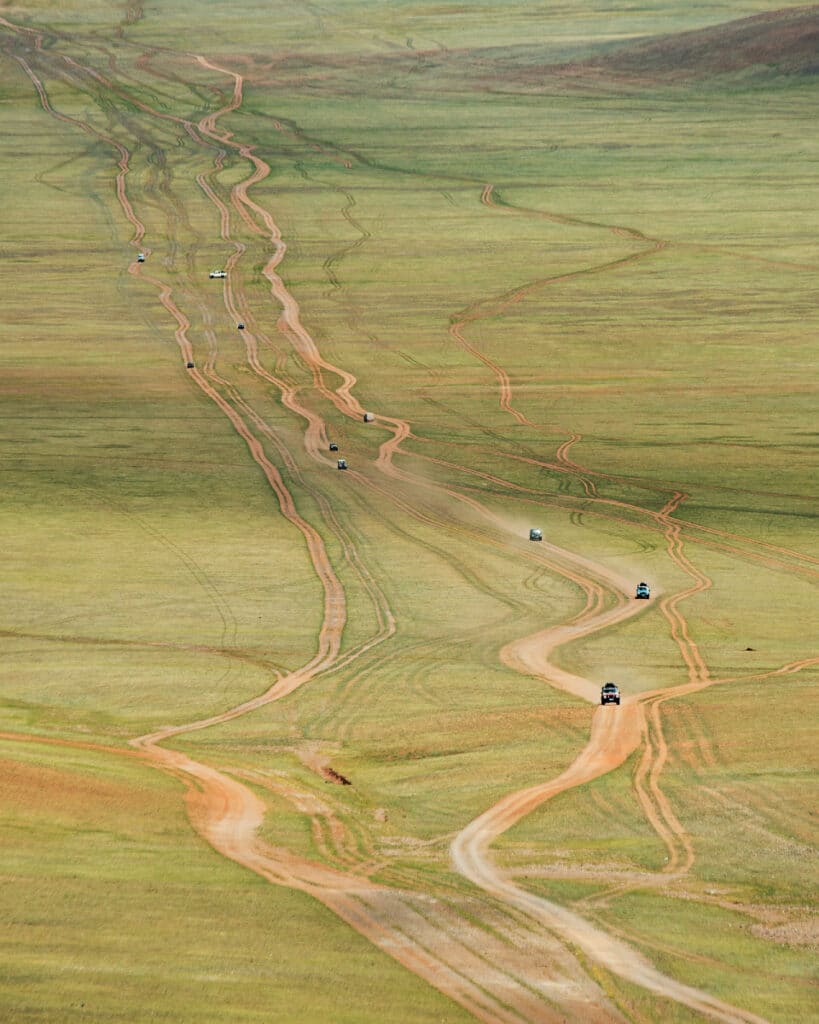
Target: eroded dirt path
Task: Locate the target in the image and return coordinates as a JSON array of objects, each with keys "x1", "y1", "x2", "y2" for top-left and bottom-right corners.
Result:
[
  {"x1": 451, "y1": 469, "x2": 787, "y2": 1023},
  {"x1": 451, "y1": 715, "x2": 770, "y2": 1024}
]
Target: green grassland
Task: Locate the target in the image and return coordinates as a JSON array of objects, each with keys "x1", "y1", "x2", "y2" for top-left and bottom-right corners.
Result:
[
  {"x1": 1, "y1": 1, "x2": 817, "y2": 1022},
  {"x1": 0, "y1": 738, "x2": 471, "y2": 1023}
]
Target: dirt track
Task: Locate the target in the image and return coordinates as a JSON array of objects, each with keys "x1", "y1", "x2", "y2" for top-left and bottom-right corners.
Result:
[{"x1": 3, "y1": 17, "x2": 814, "y2": 1023}]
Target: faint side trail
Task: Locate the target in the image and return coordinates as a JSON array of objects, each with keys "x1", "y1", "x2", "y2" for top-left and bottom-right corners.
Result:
[
  {"x1": 543, "y1": 437, "x2": 819, "y2": 575},
  {"x1": 556, "y1": 434, "x2": 598, "y2": 496},
  {"x1": 482, "y1": 182, "x2": 660, "y2": 241},
  {"x1": 449, "y1": 318, "x2": 535, "y2": 427},
  {"x1": 445, "y1": 185, "x2": 667, "y2": 428}
]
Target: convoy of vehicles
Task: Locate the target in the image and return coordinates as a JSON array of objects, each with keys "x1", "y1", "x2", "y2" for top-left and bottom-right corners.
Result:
[{"x1": 136, "y1": 247, "x2": 650, "y2": 722}]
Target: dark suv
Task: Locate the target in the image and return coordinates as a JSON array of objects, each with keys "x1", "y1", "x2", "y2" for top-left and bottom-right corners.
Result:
[{"x1": 600, "y1": 682, "x2": 620, "y2": 705}]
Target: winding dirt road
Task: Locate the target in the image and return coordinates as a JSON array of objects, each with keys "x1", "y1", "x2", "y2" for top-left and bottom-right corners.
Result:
[{"x1": 3, "y1": 17, "x2": 812, "y2": 1024}]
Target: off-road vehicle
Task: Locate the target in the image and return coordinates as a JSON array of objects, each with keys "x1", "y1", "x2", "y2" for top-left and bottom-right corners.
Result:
[{"x1": 600, "y1": 682, "x2": 620, "y2": 705}]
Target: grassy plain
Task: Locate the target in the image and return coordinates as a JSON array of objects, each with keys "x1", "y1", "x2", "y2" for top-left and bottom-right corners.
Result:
[
  {"x1": 0, "y1": 738, "x2": 470, "y2": 1024},
  {"x1": 1, "y1": 1, "x2": 817, "y2": 1022}
]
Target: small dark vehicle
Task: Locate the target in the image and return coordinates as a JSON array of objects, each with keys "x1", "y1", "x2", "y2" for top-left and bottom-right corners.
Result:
[
  {"x1": 337, "y1": 458, "x2": 348, "y2": 470},
  {"x1": 237, "y1": 322, "x2": 245, "y2": 330},
  {"x1": 600, "y1": 682, "x2": 620, "y2": 706},
  {"x1": 329, "y1": 443, "x2": 339, "y2": 452},
  {"x1": 186, "y1": 361, "x2": 195, "y2": 369},
  {"x1": 529, "y1": 528, "x2": 543, "y2": 542},
  {"x1": 137, "y1": 253, "x2": 145, "y2": 263},
  {"x1": 635, "y1": 582, "x2": 650, "y2": 600}
]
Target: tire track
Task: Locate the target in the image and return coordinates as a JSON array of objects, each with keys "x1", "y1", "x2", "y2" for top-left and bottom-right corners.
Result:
[
  {"x1": 367, "y1": 423, "x2": 811, "y2": 949},
  {"x1": 16, "y1": 40, "x2": 386, "y2": 693},
  {"x1": 445, "y1": 184, "x2": 667, "y2": 428},
  {"x1": 532, "y1": 438, "x2": 819, "y2": 575},
  {"x1": 451, "y1": 705, "x2": 773, "y2": 1024},
  {"x1": 436, "y1": 441, "x2": 817, "y2": 580},
  {"x1": 556, "y1": 434, "x2": 598, "y2": 497},
  {"x1": 115, "y1": 53, "x2": 819, "y2": 1024}
]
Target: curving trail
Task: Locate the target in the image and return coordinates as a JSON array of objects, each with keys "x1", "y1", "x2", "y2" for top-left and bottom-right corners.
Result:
[
  {"x1": 451, "y1": 705, "x2": 770, "y2": 1024},
  {"x1": 450, "y1": 417, "x2": 815, "y2": 1021},
  {"x1": 446, "y1": 184, "x2": 667, "y2": 429},
  {"x1": 556, "y1": 434, "x2": 599, "y2": 496},
  {"x1": 450, "y1": 316, "x2": 535, "y2": 428},
  {"x1": 544, "y1": 438, "x2": 819, "y2": 576},
  {"x1": 449, "y1": 422, "x2": 800, "y2": 1021}
]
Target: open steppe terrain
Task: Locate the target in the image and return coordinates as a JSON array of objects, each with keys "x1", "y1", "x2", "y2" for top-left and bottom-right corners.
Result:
[{"x1": 1, "y1": 2, "x2": 816, "y2": 1021}]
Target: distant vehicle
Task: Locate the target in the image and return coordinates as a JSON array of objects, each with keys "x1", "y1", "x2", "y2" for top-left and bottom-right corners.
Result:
[
  {"x1": 186, "y1": 361, "x2": 195, "y2": 369},
  {"x1": 337, "y1": 458, "x2": 348, "y2": 470},
  {"x1": 137, "y1": 253, "x2": 145, "y2": 263},
  {"x1": 329, "y1": 443, "x2": 339, "y2": 452},
  {"x1": 529, "y1": 528, "x2": 543, "y2": 542},
  {"x1": 363, "y1": 412, "x2": 374, "y2": 422},
  {"x1": 237, "y1": 322, "x2": 245, "y2": 330},
  {"x1": 635, "y1": 582, "x2": 650, "y2": 600},
  {"x1": 209, "y1": 270, "x2": 226, "y2": 279},
  {"x1": 600, "y1": 682, "x2": 620, "y2": 706}
]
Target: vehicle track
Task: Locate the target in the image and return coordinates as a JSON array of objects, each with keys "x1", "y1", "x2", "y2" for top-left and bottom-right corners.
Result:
[
  {"x1": 451, "y1": 703, "x2": 771, "y2": 1024},
  {"x1": 537, "y1": 437, "x2": 819, "y2": 574},
  {"x1": 453, "y1": 442, "x2": 818, "y2": 580},
  {"x1": 5, "y1": 36, "x2": 631, "y2": 1018},
  {"x1": 449, "y1": 184, "x2": 667, "y2": 428},
  {"x1": 384, "y1": 437, "x2": 810, "y2": 890}
]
